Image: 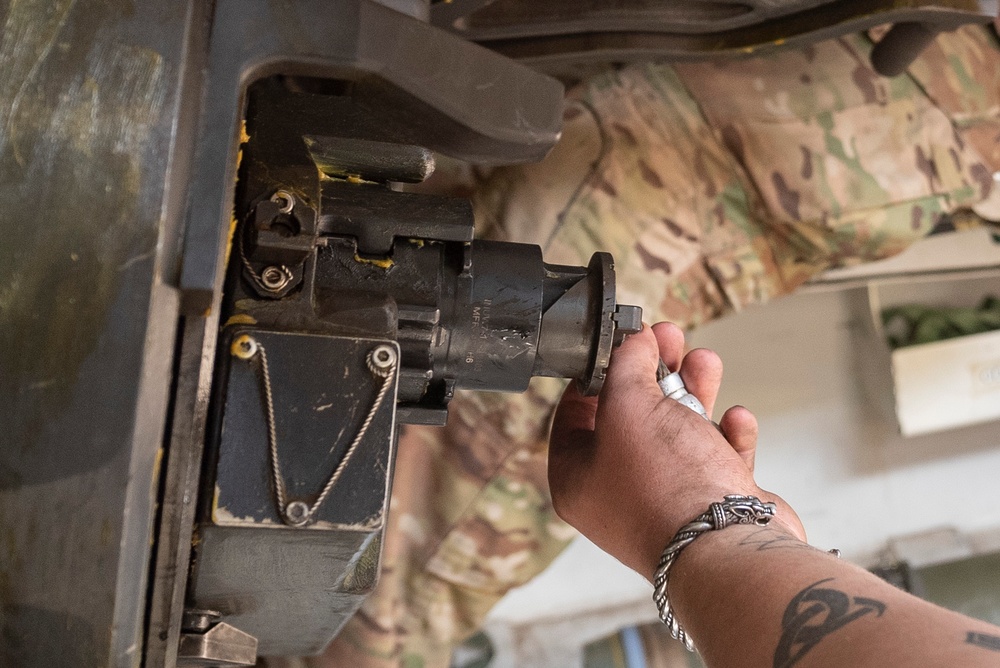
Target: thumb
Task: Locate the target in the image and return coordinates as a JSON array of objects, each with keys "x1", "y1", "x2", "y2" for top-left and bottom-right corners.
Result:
[{"x1": 599, "y1": 324, "x2": 663, "y2": 413}]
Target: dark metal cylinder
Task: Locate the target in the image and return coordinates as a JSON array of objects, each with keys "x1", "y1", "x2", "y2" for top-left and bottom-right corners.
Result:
[{"x1": 441, "y1": 240, "x2": 546, "y2": 393}]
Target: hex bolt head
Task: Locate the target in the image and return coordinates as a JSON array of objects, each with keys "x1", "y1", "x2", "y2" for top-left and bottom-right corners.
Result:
[
  {"x1": 270, "y1": 189, "x2": 295, "y2": 214},
  {"x1": 368, "y1": 344, "x2": 397, "y2": 373}
]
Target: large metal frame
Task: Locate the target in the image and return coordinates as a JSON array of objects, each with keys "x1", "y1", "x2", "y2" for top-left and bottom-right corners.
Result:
[
  {"x1": 0, "y1": 1, "x2": 564, "y2": 665},
  {"x1": 153, "y1": 2, "x2": 564, "y2": 665},
  {"x1": 0, "y1": 1, "x2": 204, "y2": 665}
]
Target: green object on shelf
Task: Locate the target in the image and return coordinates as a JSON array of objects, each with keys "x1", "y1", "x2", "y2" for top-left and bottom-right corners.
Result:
[{"x1": 883, "y1": 296, "x2": 1000, "y2": 350}]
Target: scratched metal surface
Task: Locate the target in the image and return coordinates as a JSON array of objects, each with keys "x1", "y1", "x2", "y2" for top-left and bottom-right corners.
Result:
[{"x1": 0, "y1": 1, "x2": 193, "y2": 665}]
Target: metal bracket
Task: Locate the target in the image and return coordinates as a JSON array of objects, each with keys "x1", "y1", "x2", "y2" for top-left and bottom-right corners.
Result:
[
  {"x1": 177, "y1": 610, "x2": 258, "y2": 668},
  {"x1": 178, "y1": 0, "x2": 564, "y2": 313}
]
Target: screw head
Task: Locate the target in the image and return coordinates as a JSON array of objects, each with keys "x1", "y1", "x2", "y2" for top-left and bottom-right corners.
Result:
[
  {"x1": 285, "y1": 501, "x2": 311, "y2": 527},
  {"x1": 369, "y1": 344, "x2": 396, "y2": 371},
  {"x1": 231, "y1": 335, "x2": 258, "y2": 360}
]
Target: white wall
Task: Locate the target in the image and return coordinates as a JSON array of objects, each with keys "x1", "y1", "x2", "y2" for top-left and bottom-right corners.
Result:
[{"x1": 692, "y1": 286, "x2": 1000, "y2": 562}]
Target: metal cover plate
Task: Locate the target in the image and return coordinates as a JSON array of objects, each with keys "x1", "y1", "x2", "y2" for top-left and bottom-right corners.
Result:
[{"x1": 212, "y1": 330, "x2": 398, "y2": 530}]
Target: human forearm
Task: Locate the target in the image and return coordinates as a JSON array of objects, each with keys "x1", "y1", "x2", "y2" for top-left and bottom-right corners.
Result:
[{"x1": 670, "y1": 524, "x2": 1000, "y2": 668}]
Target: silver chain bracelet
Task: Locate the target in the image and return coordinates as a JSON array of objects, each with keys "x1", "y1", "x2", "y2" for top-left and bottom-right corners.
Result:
[{"x1": 652, "y1": 494, "x2": 777, "y2": 652}]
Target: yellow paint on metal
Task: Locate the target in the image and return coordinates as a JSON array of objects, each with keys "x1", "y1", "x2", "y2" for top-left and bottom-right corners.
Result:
[
  {"x1": 224, "y1": 313, "x2": 258, "y2": 327},
  {"x1": 149, "y1": 447, "x2": 165, "y2": 546},
  {"x1": 354, "y1": 253, "x2": 394, "y2": 269},
  {"x1": 224, "y1": 119, "x2": 251, "y2": 267},
  {"x1": 210, "y1": 483, "x2": 222, "y2": 525},
  {"x1": 230, "y1": 334, "x2": 258, "y2": 360}
]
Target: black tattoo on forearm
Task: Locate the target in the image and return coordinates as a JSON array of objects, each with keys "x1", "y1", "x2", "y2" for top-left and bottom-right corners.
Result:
[
  {"x1": 773, "y1": 578, "x2": 886, "y2": 668},
  {"x1": 966, "y1": 631, "x2": 1000, "y2": 652},
  {"x1": 738, "y1": 527, "x2": 816, "y2": 553}
]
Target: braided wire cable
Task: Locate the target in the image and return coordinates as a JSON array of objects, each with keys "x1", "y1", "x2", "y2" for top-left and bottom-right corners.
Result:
[
  {"x1": 307, "y1": 351, "x2": 396, "y2": 522},
  {"x1": 253, "y1": 342, "x2": 289, "y2": 517},
  {"x1": 237, "y1": 223, "x2": 292, "y2": 293}
]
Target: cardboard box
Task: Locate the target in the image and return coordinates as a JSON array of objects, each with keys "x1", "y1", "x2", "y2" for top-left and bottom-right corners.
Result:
[{"x1": 868, "y1": 273, "x2": 1000, "y2": 437}]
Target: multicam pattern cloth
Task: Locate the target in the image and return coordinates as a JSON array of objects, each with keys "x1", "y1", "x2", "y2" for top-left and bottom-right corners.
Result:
[{"x1": 298, "y1": 25, "x2": 1000, "y2": 668}]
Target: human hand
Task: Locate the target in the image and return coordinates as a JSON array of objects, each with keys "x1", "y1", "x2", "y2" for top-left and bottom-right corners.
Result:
[{"x1": 547, "y1": 322, "x2": 804, "y2": 579}]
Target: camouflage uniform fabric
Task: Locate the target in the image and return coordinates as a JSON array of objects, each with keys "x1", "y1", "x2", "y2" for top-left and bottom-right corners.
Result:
[{"x1": 301, "y1": 25, "x2": 1000, "y2": 667}]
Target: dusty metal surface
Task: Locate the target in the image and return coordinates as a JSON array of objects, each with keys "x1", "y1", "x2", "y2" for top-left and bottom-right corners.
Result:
[
  {"x1": 209, "y1": 331, "x2": 399, "y2": 529},
  {"x1": 435, "y1": 0, "x2": 837, "y2": 38},
  {"x1": 192, "y1": 332, "x2": 400, "y2": 656},
  {"x1": 191, "y1": 528, "x2": 384, "y2": 658},
  {"x1": 144, "y1": 318, "x2": 218, "y2": 668},
  {"x1": 435, "y1": 0, "x2": 999, "y2": 78},
  {"x1": 0, "y1": 0, "x2": 624, "y2": 662},
  {"x1": 0, "y1": 0, "x2": 197, "y2": 665}
]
